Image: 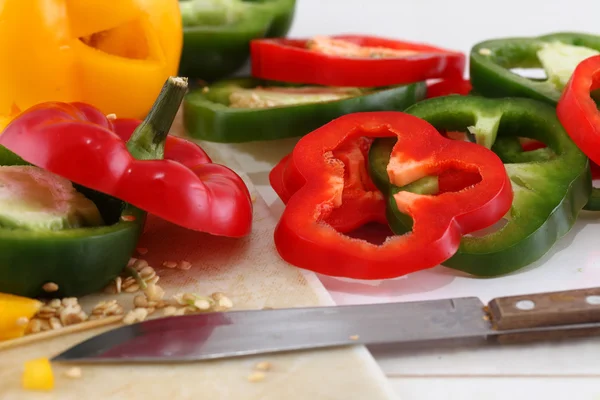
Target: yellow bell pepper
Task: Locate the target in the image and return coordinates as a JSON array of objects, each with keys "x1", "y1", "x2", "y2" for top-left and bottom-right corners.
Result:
[
  {"x1": 22, "y1": 358, "x2": 55, "y2": 391},
  {"x1": 0, "y1": 292, "x2": 42, "y2": 341},
  {"x1": 0, "y1": 0, "x2": 183, "y2": 127}
]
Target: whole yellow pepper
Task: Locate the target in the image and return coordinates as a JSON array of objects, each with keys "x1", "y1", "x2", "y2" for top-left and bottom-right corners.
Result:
[{"x1": 0, "y1": 0, "x2": 183, "y2": 124}]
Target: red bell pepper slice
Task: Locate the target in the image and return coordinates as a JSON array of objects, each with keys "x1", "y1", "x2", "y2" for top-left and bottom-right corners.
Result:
[
  {"x1": 274, "y1": 111, "x2": 512, "y2": 280},
  {"x1": 270, "y1": 136, "x2": 387, "y2": 233},
  {"x1": 0, "y1": 78, "x2": 253, "y2": 237},
  {"x1": 557, "y1": 55, "x2": 600, "y2": 166},
  {"x1": 250, "y1": 35, "x2": 466, "y2": 87},
  {"x1": 426, "y1": 78, "x2": 472, "y2": 98}
]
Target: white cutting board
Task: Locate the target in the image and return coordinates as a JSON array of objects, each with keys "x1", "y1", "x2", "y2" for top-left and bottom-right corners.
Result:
[{"x1": 0, "y1": 117, "x2": 397, "y2": 400}]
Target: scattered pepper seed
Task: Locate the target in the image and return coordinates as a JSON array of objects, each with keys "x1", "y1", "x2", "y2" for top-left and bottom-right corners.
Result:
[
  {"x1": 121, "y1": 215, "x2": 136, "y2": 222},
  {"x1": 123, "y1": 308, "x2": 148, "y2": 325},
  {"x1": 42, "y1": 282, "x2": 59, "y2": 293},
  {"x1": 349, "y1": 335, "x2": 360, "y2": 341},
  {"x1": 144, "y1": 283, "x2": 165, "y2": 302},
  {"x1": 194, "y1": 299, "x2": 211, "y2": 311},
  {"x1": 64, "y1": 367, "x2": 83, "y2": 379},
  {"x1": 133, "y1": 295, "x2": 149, "y2": 308},
  {"x1": 247, "y1": 371, "x2": 266, "y2": 383},
  {"x1": 478, "y1": 48, "x2": 492, "y2": 56},
  {"x1": 218, "y1": 296, "x2": 233, "y2": 309},
  {"x1": 162, "y1": 306, "x2": 178, "y2": 317},
  {"x1": 163, "y1": 261, "x2": 178, "y2": 269},
  {"x1": 15, "y1": 317, "x2": 30, "y2": 327},
  {"x1": 202, "y1": 86, "x2": 210, "y2": 93},
  {"x1": 254, "y1": 361, "x2": 272, "y2": 371},
  {"x1": 178, "y1": 261, "x2": 192, "y2": 270},
  {"x1": 105, "y1": 113, "x2": 117, "y2": 120}
]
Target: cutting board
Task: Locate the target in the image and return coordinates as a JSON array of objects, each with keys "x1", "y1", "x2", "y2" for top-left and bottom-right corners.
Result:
[{"x1": 0, "y1": 116, "x2": 397, "y2": 400}]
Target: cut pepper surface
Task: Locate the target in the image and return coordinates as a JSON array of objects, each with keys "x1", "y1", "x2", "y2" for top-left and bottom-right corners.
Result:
[
  {"x1": 251, "y1": 35, "x2": 465, "y2": 87},
  {"x1": 369, "y1": 96, "x2": 591, "y2": 276},
  {"x1": 274, "y1": 111, "x2": 512, "y2": 280},
  {"x1": 183, "y1": 78, "x2": 426, "y2": 142},
  {"x1": 470, "y1": 32, "x2": 600, "y2": 105},
  {"x1": 178, "y1": 0, "x2": 296, "y2": 81},
  {"x1": 558, "y1": 54, "x2": 600, "y2": 210},
  {"x1": 0, "y1": 77, "x2": 253, "y2": 239},
  {"x1": 271, "y1": 136, "x2": 387, "y2": 233}
]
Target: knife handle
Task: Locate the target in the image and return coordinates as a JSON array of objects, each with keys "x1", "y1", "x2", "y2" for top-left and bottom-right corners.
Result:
[
  {"x1": 487, "y1": 286, "x2": 600, "y2": 330},
  {"x1": 494, "y1": 326, "x2": 600, "y2": 345}
]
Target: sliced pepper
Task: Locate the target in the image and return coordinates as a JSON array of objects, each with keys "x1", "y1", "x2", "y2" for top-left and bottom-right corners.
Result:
[
  {"x1": 271, "y1": 137, "x2": 387, "y2": 233},
  {"x1": 274, "y1": 111, "x2": 512, "y2": 280},
  {"x1": 250, "y1": 35, "x2": 465, "y2": 87},
  {"x1": 183, "y1": 78, "x2": 426, "y2": 142},
  {"x1": 178, "y1": 0, "x2": 296, "y2": 81},
  {"x1": 470, "y1": 32, "x2": 600, "y2": 105},
  {"x1": 0, "y1": 77, "x2": 253, "y2": 238},
  {"x1": 0, "y1": 293, "x2": 42, "y2": 341},
  {"x1": 557, "y1": 54, "x2": 600, "y2": 211},
  {"x1": 0, "y1": 143, "x2": 145, "y2": 298},
  {"x1": 370, "y1": 96, "x2": 591, "y2": 276},
  {"x1": 426, "y1": 78, "x2": 473, "y2": 98}
]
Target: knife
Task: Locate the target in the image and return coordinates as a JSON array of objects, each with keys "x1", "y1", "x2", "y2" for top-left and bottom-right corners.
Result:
[{"x1": 52, "y1": 286, "x2": 600, "y2": 363}]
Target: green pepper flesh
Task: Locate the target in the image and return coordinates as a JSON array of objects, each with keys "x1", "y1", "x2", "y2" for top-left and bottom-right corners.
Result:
[
  {"x1": 369, "y1": 96, "x2": 591, "y2": 277},
  {"x1": 178, "y1": 0, "x2": 296, "y2": 81},
  {"x1": 183, "y1": 77, "x2": 427, "y2": 143}
]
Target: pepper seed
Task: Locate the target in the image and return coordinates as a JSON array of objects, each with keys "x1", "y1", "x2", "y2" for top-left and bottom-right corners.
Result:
[
  {"x1": 247, "y1": 371, "x2": 266, "y2": 383},
  {"x1": 42, "y1": 282, "x2": 59, "y2": 293}
]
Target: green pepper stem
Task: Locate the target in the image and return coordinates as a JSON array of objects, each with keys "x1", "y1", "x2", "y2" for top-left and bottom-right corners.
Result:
[{"x1": 126, "y1": 76, "x2": 189, "y2": 161}]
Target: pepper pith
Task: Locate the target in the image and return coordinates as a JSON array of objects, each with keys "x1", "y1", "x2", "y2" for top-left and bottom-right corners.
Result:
[
  {"x1": 369, "y1": 96, "x2": 591, "y2": 276},
  {"x1": 183, "y1": 77, "x2": 426, "y2": 143}
]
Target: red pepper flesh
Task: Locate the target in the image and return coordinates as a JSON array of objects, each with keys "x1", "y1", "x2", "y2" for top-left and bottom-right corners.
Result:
[
  {"x1": 270, "y1": 136, "x2": 387, "y2": 233},
  {"x1": 274, "y1": 111, "x2": 513, "y2": 280},
  {"x1": 0, "y1": 102, "x2": 253, "y2": 237},
  {"x1": 557, "y1": 55, "x2": 600, "y2": 166},
  {"x1": 250, "y1": 35, "x2": 466, "y2": 87},
  {"x1": 426, "y1": 78, "x2": 472, "y2": 98}
]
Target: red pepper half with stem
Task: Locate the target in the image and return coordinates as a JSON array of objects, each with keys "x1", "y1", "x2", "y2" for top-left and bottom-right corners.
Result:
[
  {"x1": 270, "y1": 136, "x2": 387, "y2": 233},
  {"x1": 251, "y1": 35, "x2": 465, "y2": 87},
  {"x1": 0, "y1": 77, "x2": 253, "y2": 237},
  {"x1": 274, "y1": 112, "x2": 513, "y2": 280}
]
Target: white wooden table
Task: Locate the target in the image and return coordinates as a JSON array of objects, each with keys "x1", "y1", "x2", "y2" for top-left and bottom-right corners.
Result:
[{"x1": 238, "y1": 1, "x2": 600, "y2": 398}]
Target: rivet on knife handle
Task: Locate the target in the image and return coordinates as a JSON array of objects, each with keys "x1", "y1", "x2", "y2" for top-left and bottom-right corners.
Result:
[{"x1": 487, "y1": 287, "x2": 600, "y2": 330}]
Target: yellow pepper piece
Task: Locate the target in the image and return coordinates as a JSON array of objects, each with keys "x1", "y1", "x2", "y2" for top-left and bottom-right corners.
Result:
[
  {"x1": 0, "y1": 0, "x2": 182, "y2": 122},
  {"x1": 22, "y1": 358, "x2": 55, "y2": 392},
  {"x1": 0, "y1": 293, "x2": 42, "y2": 341}
]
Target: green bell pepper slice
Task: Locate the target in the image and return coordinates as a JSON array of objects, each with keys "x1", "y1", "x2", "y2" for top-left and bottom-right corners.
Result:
[
  {"x1": 183, "y1": 77, "x2": 427, "y2": 143},
  {"x1": 178, "y1": 0, "x2": 296, "y2": 82},
  {"x1": 369, "y1": 96, "x2": 591, "y2": 277},
  {"x1": 470, "y1": 32, "x2": 600, "y2": 105},
  {"x1": 0, "y1": 146, "x2": 146, "y2": 298}
]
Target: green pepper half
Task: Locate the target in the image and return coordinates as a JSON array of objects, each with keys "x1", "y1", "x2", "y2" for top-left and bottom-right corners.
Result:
[
  {"x1": 369, "y1": 96, "x2": 591, "y2": 277},
  {"x1": 183, "y1": 77, "x2": 427, "y2": 143},
  {"x1": 470, "y1": 32, "x2": 600, "y2": 105},
  {"x1": 178, "y1": 0, "x2": 296, "y2": 81},
  {"x1": 0, "y1": 146, "x2": 145, "y2": 298}
]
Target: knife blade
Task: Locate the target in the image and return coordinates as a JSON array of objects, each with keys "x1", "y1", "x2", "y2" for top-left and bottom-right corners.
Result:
[{"x1": 52, "y1": 286, "x2": 600, "y2": 363}]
